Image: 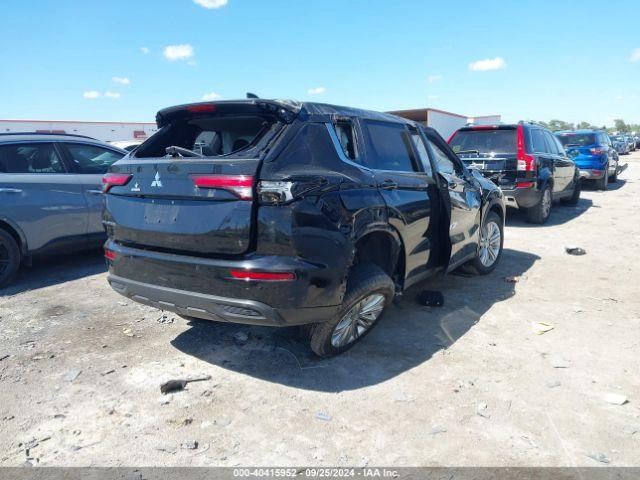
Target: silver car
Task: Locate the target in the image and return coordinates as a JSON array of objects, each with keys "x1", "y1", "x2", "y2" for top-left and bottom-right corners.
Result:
[{"x1": 0, "y1": 133, "x2": 126, "y2": 287}]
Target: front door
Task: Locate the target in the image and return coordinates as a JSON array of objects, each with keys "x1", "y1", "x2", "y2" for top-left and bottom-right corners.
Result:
[
  {"x1": 424, "y1": 131, "x2": 482, "y2": 272},
  {"x1": 58, "y1": 142, "x2": 125, "y2": 236}
]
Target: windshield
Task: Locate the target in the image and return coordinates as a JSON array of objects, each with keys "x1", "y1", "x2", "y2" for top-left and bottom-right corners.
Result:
[
  {"x1": 134, "y1": 114, "x2": 275, "y2": 158},
  {"x1": 556, "y1": 133, "x2": 596, "y2": 147},
  {"x1": 449, "y1": 129, "x2": 516, "y2": 155}
]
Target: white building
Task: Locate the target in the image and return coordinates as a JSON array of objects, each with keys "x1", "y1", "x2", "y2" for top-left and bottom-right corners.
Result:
[
  {"x1": 388, "y1": 108, "x2": 501, "y2": 140},
  {"x1": 0, "y1": 119, "x2": 158, "y2": 143}
]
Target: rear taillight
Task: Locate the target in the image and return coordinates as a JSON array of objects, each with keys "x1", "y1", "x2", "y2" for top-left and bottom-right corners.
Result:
[
  {"x1": 190, "y1": 175, "x2": 253, "y2": 200},
  {"x1": 589, "y1": 148, "x2": 604, "y2": 155},
  {"x1": 516, "y1": 181, "x2": 535, "y2": 189},
  {"x1": 187, "y1": 104, "x2": 216, "y2": 113},
  {"x1": 516, "y1": 124, "x2": 536, "y2": 172},
  {"x1": 229, "y1": 270, "x2": 296, "y2": 281},
  {"x1": 102, "y1": 173, "x2": 132, "y2": 192},
  {"x1": 104, "y1": 248, "x2": 117, "y2": 261}
]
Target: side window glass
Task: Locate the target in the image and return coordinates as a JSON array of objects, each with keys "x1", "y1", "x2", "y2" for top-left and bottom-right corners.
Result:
[
  {"x1": 530, "y1": 129, "x2": 547, "y2": 153},
  {"x1": 0, "y1": 143, "x2": 65, "y2": 174},
  {"x1": 334, "y1": 121, "x2": 357, "y2": 161},
  {"x1": 410, "y1": 132, "x2": 433, "y2": 176},
  {"x1": 426, "y1": 138, "x2": 457, "y2": 175},
  {"x1": 361, "y1": 121, "x2": 417, "y2": 172},
  {"x1": 544, "y1": 132, "x2": 559, "y2": 155},
  {"x1": 65, "y1": 143, "x2": 124, "y2": 174},
  {"x1": 553, "y1": 136, "x2": 566, "y2": 156}
]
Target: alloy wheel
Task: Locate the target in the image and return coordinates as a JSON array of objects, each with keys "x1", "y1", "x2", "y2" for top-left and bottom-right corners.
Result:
[
  {"x1": 541, "y1": 188, "x2": 552, "y2": 219},
  {"x1": 331, "y1": 293, "x2": 386, "y2": 348},
  {"x1": 478, "y1": 220, "x2": 501, "y2": 268}
]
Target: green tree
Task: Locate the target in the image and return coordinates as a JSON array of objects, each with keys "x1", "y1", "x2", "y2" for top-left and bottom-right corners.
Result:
[
  {"x1": 547, "y1": 119, "x2": 575, "y2": 132},
  {"x1": 614, "y1": 119, "x2": 629, "y2": 132},
  {"x1": 576, "y1": 121, "x2": 598, "y2": 130}
]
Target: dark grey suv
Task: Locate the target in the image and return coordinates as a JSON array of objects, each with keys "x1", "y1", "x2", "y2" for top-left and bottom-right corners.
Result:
[{"x1": 0, "y1": 133, "x2": 126, "y2": 287}]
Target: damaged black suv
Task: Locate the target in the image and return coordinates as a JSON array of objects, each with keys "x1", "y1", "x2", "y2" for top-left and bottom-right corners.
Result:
[{"x1": 103, "y1": 100, "x2": 505, "y2": 356}]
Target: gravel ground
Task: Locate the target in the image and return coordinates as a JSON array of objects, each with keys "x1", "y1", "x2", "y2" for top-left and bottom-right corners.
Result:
[{"x1": 1, "y1": 153, "x2": 639, "y2": 467}]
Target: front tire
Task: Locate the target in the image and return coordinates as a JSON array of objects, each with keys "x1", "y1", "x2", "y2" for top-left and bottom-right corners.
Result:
[
  {"x1": 464, "y1": 211, "x2": 503, "y2": 275},
  {"x1": 596, "y1": 167, "x2": 609, "y2": 190},
  {"x1": 526, "y1": 185, "x2": 552, "y2": 224},
  {"x1": 309, "y1": 264, "x2": 395, "y2": 357},
  {"x1": 561, "y1": 177, "x2": 581, "y2": 206},
  {"x1": 0, "y1": 229, "x2": 21, "y2": 289}
]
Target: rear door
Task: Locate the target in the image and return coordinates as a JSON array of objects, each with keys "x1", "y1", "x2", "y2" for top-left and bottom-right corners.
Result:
[
  {"x1": 543, "y1": 131, "x2": 572, "y2": 192},
  {"x1": 358, "y1": 119, "x2": 436, "y2": 281},
  {"x1": 0, "y1": 142, "x2": 87, "y2": 252},
  {"x1": 529, "y1": 128, "x2": 556, "y2": 190},
  {"x1": 104, "y1": 104, "x2": 284, "y2": 256},
  {"x1": 425, "y1": 131, "x2": 482, "y2": 271},
  {"x1": 59, "y1": 142, "x2": 126, "y2": 236}
]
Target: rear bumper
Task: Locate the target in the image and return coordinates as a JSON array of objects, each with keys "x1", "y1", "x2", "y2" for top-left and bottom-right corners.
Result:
[
  {"x1": 579, "y1": 168, "x2": 605, "y2": 180},
  {"x1": 108, "y1": 274, "x2": 338, "y2": 326},
  {"x1": 501, "y1": 186, "x2": 541, "y2": 210},
  {"x1": 104, "y1": 240, "x2": 343, "y2": 326}
]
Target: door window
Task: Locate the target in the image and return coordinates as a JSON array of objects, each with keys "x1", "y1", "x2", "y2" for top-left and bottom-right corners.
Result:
[
  {"x1": 64, "y1": 143, "x2": 124, "y2": 174},
  {"x1": 544, "y1": 132, "x2": 560, "y2": 155},
  {"x1": 530, "y1": 129, "x2": 548, "y2": 153},
  {"x1": 334, "y1": 121, "x2": 358, "y2": 161},
  {"x1": 0, "y1": 143, "x2": 65, "y2": 173},
  {"x1": 360, "y1": 121, "x2": 417, "y2": 172},
  {"x1": 426, "y1": 138, "x2": 460, "y2": 175},
  {"x1": 553, "y1": 136, "x2": 567, "y2": 156},
  {"x1": 409, "y1": 132, "x2": 433, "y2": 176}
]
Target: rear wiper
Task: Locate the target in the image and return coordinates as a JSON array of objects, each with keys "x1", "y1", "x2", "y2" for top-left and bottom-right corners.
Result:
[
  {"x1": 165, "y1": 146, "x2": 203, "y2": 158},
  {"x1": 564, "y1": 143, "x2": 580, "y2": 147},
  {"x1": 456, "y1": 150, "x2": 480, "y2": 155}
]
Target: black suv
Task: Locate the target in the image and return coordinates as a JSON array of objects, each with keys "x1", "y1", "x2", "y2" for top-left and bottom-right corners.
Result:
[
  {"x1": 103, "y1": 100, "x2": 505, "y2": 356},
  {"x1": 448, "y1": 122, "x2": 580, "y2": 224}
]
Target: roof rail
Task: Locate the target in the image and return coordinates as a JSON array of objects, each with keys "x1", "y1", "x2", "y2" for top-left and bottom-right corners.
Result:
[{"x1": 0, "y1": 131, "x2": 98, "y2": 140}]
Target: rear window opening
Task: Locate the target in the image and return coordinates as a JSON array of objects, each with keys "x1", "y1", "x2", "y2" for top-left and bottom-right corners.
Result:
[
  {"x1": 450, "y1": 129, "x2": 516, "y2": 155},
  {"x1": 134, "y1": 114, "x2": 276, "y2": 158},
  {"x1": 556, "y1": 133, "x2": 596, "y2": 147}
]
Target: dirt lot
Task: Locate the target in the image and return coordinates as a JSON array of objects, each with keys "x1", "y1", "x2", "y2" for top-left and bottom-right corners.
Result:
[{"x1": 1, "y1": 154, "x2": 639, "y2": 467}]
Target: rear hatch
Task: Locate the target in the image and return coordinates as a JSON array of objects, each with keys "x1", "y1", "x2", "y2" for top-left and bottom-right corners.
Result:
[
  {"x1": 448, "y1": 126, "x2": 518, "y2": 188},
  {"x1": 556, "y1": 132, "x2": 598, "y2": 162},
  {"x1": 103, "y1": 101, "x2": 295, "y2": 256}
]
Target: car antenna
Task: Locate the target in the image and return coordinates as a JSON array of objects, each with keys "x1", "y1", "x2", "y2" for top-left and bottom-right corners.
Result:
[{"x1": 246, "y1": 92, "x2": 259, "y2": 99}]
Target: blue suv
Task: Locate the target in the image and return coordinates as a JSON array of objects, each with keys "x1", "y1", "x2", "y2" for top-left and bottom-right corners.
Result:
[{"x1": 555, "y1": 130, "x2": 619, "y2": 190}]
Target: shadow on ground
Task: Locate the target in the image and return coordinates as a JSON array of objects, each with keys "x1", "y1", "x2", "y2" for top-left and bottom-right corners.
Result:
[
  {"x1": 0, "y1": 249, "x2": 105, "y2": 297},
  {"x1": 171, "y1": 247, "x2": 540, "y2": 392}
]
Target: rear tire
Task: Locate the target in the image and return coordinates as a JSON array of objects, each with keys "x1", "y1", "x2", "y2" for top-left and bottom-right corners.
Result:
[
  {"x1": 526, "y1": 185, "x2": 552, "y2": 224},
  {"x1": 309, "y1": 264, "x2": 395, "y2": 357},
  {"x1": 609, "y1": 166, "x2": 617, "y2": 182},
  {"x1": 596, "y1": 167, "x2": 609, "y2": 190},
  {"x1": 0, "y1": 229, "x2": 21, "y2": 289},
  {"x1": 464, "y1": 211, "x2": 503, "y2": 275},
  {"x1": 561, "y1": 178, "x2": 581, "y2": 206}
]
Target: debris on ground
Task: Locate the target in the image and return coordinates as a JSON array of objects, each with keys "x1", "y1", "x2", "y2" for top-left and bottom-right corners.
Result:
[
  {"x1": 157, "y1": 313, "x2": 175, "y2": 325},
  {"x1": 122, "y1": 328, "x2": 134, "y2": 337},
  {"x1": 603, "y1": 393, "x2": 628, "y2": 405},
  {"x1": 101, "y1": 369, "x2": 115, "y2": 376},
  {"x1": 315, "y1": 411, "x2": 332, "y2": 422},
  {"x1": 429, "y1": 426, "x2": 447, "y2": 435},
  {"x1": 418, "y1": 290, "x2": 444, "y2": 307},
  {"x1": 505, "y1": 276, "x2": 519, "y2": 283},
  {"x1": 532, "y1": 322, "x2": 554, "y2": 335},
  {"x1": 565, "y1": 246, "x2": 587, "y2": 256},
  {"x1": 546, "y1": 380, "x2": 562, "y2": 388},
  {"x1": 232, "y1": 331, "x2": 249, "y2": 343},
  {"x1": 548, "y1": 356, "x2": 569, "y2": 368},
  {"x1": 180, "y1": 440, "x2": 198, "y2": 450},
  {"x1": 476, "y1": 402, "x2": 490, "y2": 419},
  {"x1": 587, "y1": 452, "x2": 610, "y2": 464},
  {"x1": 0, "y1": 354, "x2": 9, "y2": 362},
  {"x1": 63, "y1": 369, "x2": 82, "y2": 382},
  {"x1": 160, "y1": 375, "x2": 212, "y2": 394}
]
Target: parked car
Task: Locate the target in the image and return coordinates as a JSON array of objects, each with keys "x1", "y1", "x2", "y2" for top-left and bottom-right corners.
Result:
[
  {"x1": 448, "y1": 122, "x2": 580, "y2": 224},
  {"x1": 555, "y1": 130, "x2": 619, "y2": 189},
  {"x1": 0, "y1": 133, "x2": 126, "y2": 287},
  {"x1": 102, "y1": 99, "x2": 505, "y2": 356},
  {"x1": 611, "y1": 135, "x2": 630, "y2": 155}
]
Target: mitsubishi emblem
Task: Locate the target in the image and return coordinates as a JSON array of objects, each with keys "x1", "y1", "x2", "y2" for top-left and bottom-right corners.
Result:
[{"x1": 151, "y1": 171, "x2": 163, "y2": 188}]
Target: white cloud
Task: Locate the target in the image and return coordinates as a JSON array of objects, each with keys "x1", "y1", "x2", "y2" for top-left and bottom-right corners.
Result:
[
  {"x1": 427, "y1": 74, "x2": 442, "y2": 83},
  {"x1": 140, "y1": 46, "x2": 150, "y2": 54},
  {"x1": 469, "y1": 57, "x2": 507, "y2": 72},
  {"x1": 112, "y1": 76, "x2": 130, "y2": 85},
  {"x1": 193, "y1": 0, "x2": 228, "y2": 8},
  {"x1": 83, "y1": 90, "x2": 100, "y2": 99},
  {"x1": 307, "y1": 86, "x2": 326, "y2": 95},
  {"x1": 105, "y1": 91, "x2": 121, "y2": 99},
  {"x1": 630, "y1": 48, "x2": 640, "y2": 62},
  {"x1": 163, "y1": 44, "x2": 195, "y2": 61},
  {"x1": 202, "y1": 92, "x2": 221, "y2": 101}
]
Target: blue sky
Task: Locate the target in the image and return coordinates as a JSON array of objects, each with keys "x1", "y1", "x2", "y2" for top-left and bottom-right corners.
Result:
[{"x1": 1, "y1": 0, "x2": 639, "y2": 125}]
